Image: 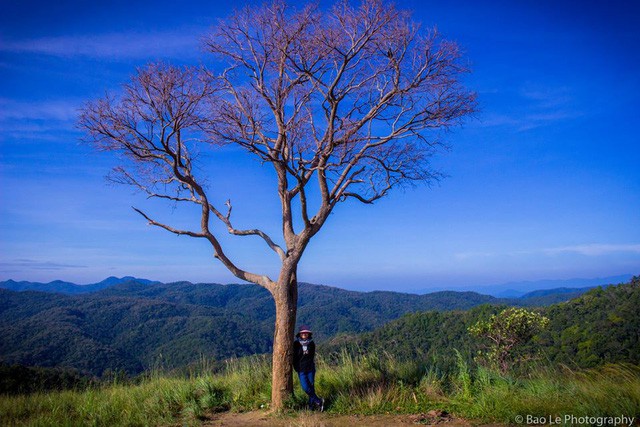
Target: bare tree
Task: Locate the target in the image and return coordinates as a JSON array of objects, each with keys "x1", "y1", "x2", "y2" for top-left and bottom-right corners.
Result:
[{"x1": 79, "y1": 0, "x2": 476, "y2": 410}]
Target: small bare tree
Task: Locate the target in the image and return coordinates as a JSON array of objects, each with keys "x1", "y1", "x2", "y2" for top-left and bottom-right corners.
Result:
[{"x1": 79, "y1": 0, "x2": 475, "y2": 410}]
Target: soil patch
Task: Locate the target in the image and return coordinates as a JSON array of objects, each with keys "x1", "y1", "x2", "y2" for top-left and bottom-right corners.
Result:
[{"x1": 203, "y1": 409, "x2": 504, "y2": 426}]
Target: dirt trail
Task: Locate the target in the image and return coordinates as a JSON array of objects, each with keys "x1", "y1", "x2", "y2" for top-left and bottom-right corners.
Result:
[{"x1": 203, "y1": 409, "x2": 504, "y2": 426}]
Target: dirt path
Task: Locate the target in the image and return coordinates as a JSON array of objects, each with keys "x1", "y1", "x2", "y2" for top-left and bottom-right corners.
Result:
[{"x1": 203, "y1": 409, "x2": 504, "y2": 426}]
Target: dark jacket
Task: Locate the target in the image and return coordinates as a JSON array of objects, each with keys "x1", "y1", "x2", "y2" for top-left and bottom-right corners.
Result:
[{"x1": 293, "y1": 338, "x2": 316, "y2": 373}]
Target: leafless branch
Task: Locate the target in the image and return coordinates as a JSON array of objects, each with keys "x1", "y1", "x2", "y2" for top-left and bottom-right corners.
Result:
[
  {"x1": 80, "y1": 0, "x2": 475, "y2": 289},
  {"x1": 133, "y1": 207, "x2": 206, "y2": 238},
  {"x1": 209, "y1": 200, "x2": 287, "y2": 261},
  {"x1": 203, "y1": 0, "x2": 476, "y2": 241}
]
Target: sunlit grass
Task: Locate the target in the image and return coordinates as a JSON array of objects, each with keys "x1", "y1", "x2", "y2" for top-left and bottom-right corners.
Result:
[
  {"x1": 2, "y1": 352, "x2": 638, "y2": 426},
  {"x1": 450, "y1": 362, "x2": 640, "y2": 424}
]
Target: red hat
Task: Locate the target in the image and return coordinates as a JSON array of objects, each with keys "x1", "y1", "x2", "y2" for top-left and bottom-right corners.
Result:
[{"x1": 298, "y1": 325, "x2": 312, "y2": 334}]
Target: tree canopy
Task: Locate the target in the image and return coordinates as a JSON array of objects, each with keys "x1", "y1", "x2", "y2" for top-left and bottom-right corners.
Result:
[{"x1": 79, "y1": 0, "x2": 476, "y2": 290}]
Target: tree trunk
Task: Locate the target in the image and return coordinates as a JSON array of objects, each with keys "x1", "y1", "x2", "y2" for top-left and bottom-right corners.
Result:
[{"x1": 270, "y1": 268, "x2": 298, "y2": 411}]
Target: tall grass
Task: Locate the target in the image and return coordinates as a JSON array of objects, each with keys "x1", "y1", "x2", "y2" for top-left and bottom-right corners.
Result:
[
  {"x1": 311, "y1": 349, "x2": 447, "y2": 415},
  {"x1": 0, "y1": 376, "x2": 229, "y2": 426},
  {"x1": 221, "y1": 354, "x2": 272, "y2": 410},
  {"x1": 2, "y1": 352, "x2": 639, "y2": 426},
  {"x1": 449, "y1": 361, "x2": 640, "y2": 424}
]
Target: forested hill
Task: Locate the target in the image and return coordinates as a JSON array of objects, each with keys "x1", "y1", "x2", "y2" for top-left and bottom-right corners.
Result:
[
  {"x1": 0, "y1": 289, "x2": 271, "y2": 375},
  {"x1": 326, "y1": 276, "x2": 640, "y2": 371},
  {"x1": 0, "y1": 281, "x2": 500, "y2": 376},
  {"x1": 0, "y1": 277, "x2": 628, "y2": 376},
  {"x1": 98, "y1": 281, "x2": 509, "y2": 335}
]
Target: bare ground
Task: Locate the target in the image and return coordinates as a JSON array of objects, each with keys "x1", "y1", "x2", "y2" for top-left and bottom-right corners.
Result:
[{"x1": 202, "y1": 409, "x2": 504, "y2": 427}]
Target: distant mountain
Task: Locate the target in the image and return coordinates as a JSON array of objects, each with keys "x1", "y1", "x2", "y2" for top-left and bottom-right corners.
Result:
[
  {"x1": 0, "y1": 279, "x2": 78, "y2": 293},
  {"x1": 0, "y1": 277, "x2": 159, "y2": 295},
  {"x1": 412, "y1": 274, "x2": 632, "y2": 297},
  {"x1": 494, "y1": 289, "x2": 525, "y2": 298},
  {"x1": 3, "y1": 275, "x2": 627, "y2": 303},
  {"x1": 519, "y1": 286, "x2": 602, "y2": 299},
  {"x1": 95, "y1": 276, "x2": 159, "y2": 287},
  {"x1": 513, "y1": 285, "x2": 617, "y2": 306},
  {"x1": 471, "y1": 274, "x2": 632, "y2": 297}
]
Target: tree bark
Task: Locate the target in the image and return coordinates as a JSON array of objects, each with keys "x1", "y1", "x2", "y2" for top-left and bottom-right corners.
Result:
[{"x1": 270, "y1": 267, "x2": 298, "y2": 410}]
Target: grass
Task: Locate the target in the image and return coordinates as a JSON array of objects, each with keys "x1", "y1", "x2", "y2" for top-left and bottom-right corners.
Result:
[
  {"x1": 2, "y1": 352, "x2": 639, "y2": 426},
  {"x1": 450, "y1": 362, "x2": 640, "y2": 422},
  {"x1": 0, "y1": 376, "x2": 230, "y2": 427}
]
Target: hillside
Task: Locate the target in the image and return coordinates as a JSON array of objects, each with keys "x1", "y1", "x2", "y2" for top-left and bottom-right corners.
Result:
[
  {"x1": 0, "y1": 281, "x2": 502, "y2": 376},
  {"x1": 0, "y1": 289, "x2": 273, "y2": 375},
  {"x1": 1, "y1": 276, "x2": 631, "y2": 376},
  {"x1": 1, "y1": 275, "x2": 638, "y2": 427},
  {"x1": 326, "y1": 276, "x2": 640, "y2": 371},
  {"x1": 536, "y1": 278, "x2": 640, "y2": 367},
  {"x1": 89, "y1": 280, "x2": 507, "y2": 338}
]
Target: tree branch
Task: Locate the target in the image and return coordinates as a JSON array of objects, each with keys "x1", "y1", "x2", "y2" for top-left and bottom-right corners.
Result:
[
  {"x1": 209, "y1": 200, "x2": 286, "y2": 261},
  {"x1": 133, "y1": 207, "x2": 206, "y2": 238}
]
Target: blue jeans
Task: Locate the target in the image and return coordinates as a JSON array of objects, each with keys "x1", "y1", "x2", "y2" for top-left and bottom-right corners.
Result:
[{"x1": 298, "y1": 370, "x2": 322, "y2": 407}]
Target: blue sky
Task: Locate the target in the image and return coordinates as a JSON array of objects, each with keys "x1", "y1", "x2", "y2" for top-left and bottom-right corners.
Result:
[{"x1": 1, "y1": 0, "x2": 639, "y2": 292}]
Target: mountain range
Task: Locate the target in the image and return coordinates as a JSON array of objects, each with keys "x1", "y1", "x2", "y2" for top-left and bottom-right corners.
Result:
[
  {"x1": 0, "y1": 276, "x2": 160, "y2": 294},
  {"x1": 0, "y1": 276, "x2": 633, "y2": 377},
  {"x1": 413, "y1": 274, "x2": 632, "y2": 297},
  {"x1": 3, "y1": 274, "x2": 628, "y2": 299}
]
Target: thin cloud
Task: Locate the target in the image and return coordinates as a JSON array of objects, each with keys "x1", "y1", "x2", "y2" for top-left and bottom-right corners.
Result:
[
  {"x1": 0, "y1": 259, "x2": 87, "y2": 271},
  {"x1": 480, "y1": 110, "x2": 582, "y2": 132},
  {"x1": 0, "y1": 98, "x2": 80, "y2": 122},
  {"x1": 0, "y1": 29, "x2": 203, "y2": 60},
  {"x1": 479, "y1": 84, "x2": 583, "y2": 131},
  {"x1": 0, "y1": 98, "x2": 81, "y2": 142},
  {"x1": 544, "y1": 244, "x2": 640, "y2": 256},
  {"x1": 454, "y1": 251, "x2": 497, "y2": 261},
  {"x1": 454, "y1": 243, "x2": 640, "y2": 260},
  {"x1": 519, "y1": 85, "x2": 573, "y2": 108}
]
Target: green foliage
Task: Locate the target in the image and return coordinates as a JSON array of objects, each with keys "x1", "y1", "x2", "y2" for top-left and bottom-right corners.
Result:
[
  {"x1": 0, "y1": 364, "x2": 95, "y2": 395},
  {"x1": 453, "y1": 349, "x2": 472, "y2": 400},
  {"x1": 221, "y1": 355, "x2": 272, "y2": 410},
  {"x1": 327, "y1": 277, "x2": 640, "y2": 374},
  {"x1": 535, "y1": 276, "x2": 640, "y2": 368},
  {"x1": 468, "y1": 307, "x2": 549, "y2": 373},
  {"x1": 324, "y1": 304, "x2": 505, "y2": 376},
  {"x1": 0, "y1": 375, "x2": 232, "y2": 426}
]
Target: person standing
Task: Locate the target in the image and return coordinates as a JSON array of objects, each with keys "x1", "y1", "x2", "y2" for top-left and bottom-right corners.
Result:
[{"x1": 293, "y1": 325, "x2": 324, "y2": 411}]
